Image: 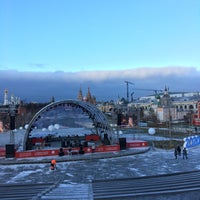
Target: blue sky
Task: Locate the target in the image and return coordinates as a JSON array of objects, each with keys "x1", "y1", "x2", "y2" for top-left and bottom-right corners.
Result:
[{"x1": 0, "y1": 0, "x2": 200, "y2": 102}]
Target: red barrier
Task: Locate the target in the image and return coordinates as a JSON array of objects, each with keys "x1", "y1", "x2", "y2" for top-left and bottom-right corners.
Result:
[
  {"x1": 85, "y1": 134, "x2": 100, "y2": 141},
  {"x1": 12, "y1": 140, "x2": 148, "y2": 159},
  {"x1": 31, "y1": 138, "x2": 45, "y2": 144},
  {"x1": 126, "y1": 140, "x2": 148, "y2": 148},
  {"x1": 0, "y1": 147, "x2": 5, "y2": 157},
  {"x1": 15, "y1": 145, "x2": 121, "y2": 158},
  {"x1": 15, "y1": 149, "x2": 59, "y2": 158},
  {"x1": 95, "y1": 145, "x2": 120, "y2": 153}
]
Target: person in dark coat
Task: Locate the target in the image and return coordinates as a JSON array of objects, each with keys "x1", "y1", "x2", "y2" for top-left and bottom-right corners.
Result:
[
  {"x1": 177, "y1": 146, "x2": 181, "y2": 156},
  {"x1": 174, "y1": 148, "x2": 178, "y2": 159},
  {"x1": 183, "y1": 147, "x2": 188, "y2": 159},
  {"x1": 59, "y1": 148, "x2": 64, "y2": 156}
]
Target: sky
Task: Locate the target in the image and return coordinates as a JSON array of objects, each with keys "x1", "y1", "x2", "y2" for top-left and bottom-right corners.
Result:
[{"x1": 0, "y1": 0, "x2": 200, "y2": 102}]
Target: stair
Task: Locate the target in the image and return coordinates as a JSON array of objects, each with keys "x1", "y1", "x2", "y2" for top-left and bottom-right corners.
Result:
[{"x1": 41, "y1": 182, "x2": 93, "y2": 200}]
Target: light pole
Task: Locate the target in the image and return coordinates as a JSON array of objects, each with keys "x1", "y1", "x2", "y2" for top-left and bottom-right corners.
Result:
[
  {"x1": 137, "y1": 104, "x2": 140, "y2": 128},
  {"x1": 0, "y1": 103, "x2": 19, "y2": 143},
  {"x1": 168, "y1": 106, "x2": 172, "y2": 147},
  {"x1": 9, "y1": 104, "x2": 18, "y2": 144}
]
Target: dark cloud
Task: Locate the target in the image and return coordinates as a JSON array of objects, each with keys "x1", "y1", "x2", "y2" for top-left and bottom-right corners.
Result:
[{"x1": 0, "y1": 67, "x2": 199, "y2": 103}]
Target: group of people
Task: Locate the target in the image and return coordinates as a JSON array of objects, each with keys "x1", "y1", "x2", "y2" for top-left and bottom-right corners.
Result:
[{"x1": 174, "y1": 145, "x2": 188, "y2": 159}]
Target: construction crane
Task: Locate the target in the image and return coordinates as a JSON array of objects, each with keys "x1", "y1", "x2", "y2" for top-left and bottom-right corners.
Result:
[
  {"x1": 124, "y1": 81, "x2": 134, "y2": 102},
  {"x1": 131, "y1": 88, "x2": 163, "y2": 101}
]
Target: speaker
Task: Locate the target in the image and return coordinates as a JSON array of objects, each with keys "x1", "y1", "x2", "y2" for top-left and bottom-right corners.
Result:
[
  {"x1": 117, "y1": 114, "x2": 122, "y2": 126},
  {"x1": 10, "y1": 116, "x2": 15, "y2": 130},
  {"x1": 6, "y1": 144, "x2": 15, "y2": 158},
  {"x1": 119, "y1": 138, "x2": 126, "y2": 150}
]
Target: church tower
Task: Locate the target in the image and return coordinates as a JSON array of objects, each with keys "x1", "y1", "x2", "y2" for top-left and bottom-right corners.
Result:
[
  {"x1": 77, "y1": 86, "x2": 83, "y2": 101},
  {"x1": 3, "y1": 89, "x2": 9, "y2": 105},
  {"x1": 160, "y1": 86, "x2": 171, "y2": 107},
  {"x1": 86, "y1": 87, "x2": 92, "y2": 102},
  {"x1": 77, "y1": 86, "x2": 96, "y2": 104}
]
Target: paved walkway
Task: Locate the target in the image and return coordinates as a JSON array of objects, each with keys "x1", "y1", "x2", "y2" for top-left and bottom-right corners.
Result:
[{"x1": 1, "y1": 146, "x2": 200, "y2": 199}]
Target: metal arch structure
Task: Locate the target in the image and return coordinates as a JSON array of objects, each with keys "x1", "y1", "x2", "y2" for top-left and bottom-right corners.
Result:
[{"x1": 23, "y1": 100, "x2": 111, "y2": 151}]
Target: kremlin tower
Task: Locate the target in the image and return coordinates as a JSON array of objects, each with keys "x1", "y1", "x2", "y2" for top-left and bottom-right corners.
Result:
[
  {"x1": 77, "y1": 87, "x2": 83, "y2": 101},
  {"x1": 77, "y1": 87, "x2": 96, "y2": 104},
  {"x1": 86, "y1": 87, "x2": 92, "y2": 101},
  {"x1": 3, "y1": 89, "x2": 9, "y2": 105}
]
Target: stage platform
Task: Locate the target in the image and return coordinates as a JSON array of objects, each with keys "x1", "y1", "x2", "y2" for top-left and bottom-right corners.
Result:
[{"x1": 0, "y1": 140, "x2": 148, "y2": 159}]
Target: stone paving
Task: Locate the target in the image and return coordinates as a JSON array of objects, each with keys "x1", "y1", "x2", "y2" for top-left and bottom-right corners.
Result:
[
  {"x1": 0, "y1": 146, "x2": 199, "y2": 185},
  {"x1": 0, "y1": 145, "x2": 200, "y2": 199}
]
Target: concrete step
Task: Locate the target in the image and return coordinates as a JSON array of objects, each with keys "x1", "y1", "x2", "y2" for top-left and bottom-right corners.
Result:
[{"x1": 41, "y1": 182, "x2": 93, "y2": 200}]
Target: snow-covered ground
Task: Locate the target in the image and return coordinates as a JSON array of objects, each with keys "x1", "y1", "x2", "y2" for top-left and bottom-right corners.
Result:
[
  {"x1": 0, "y1": 130, "x2": 198, "y2": 184},
  {"x1": 0, "y1": 129, "x2": 199, "y2": 185},
  {"x1": 0, "y1": 129, "x2": 200, "y2": 200},
  {"x1": 0, "y1": 145, "x2": 200, "y2": 185}
]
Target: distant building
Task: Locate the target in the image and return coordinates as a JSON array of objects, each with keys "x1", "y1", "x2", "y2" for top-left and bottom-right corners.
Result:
[
  {"x1": 128, "y1": 86, "x2": 199, "y2": 124},
  {"x1": 0, "y1": 121, "x2": 3, "y2": 132},
  {"x1": 156, "y1": 87, "x2": 176, "y2": 122},
  {"x1": 2, "y1": 89, "x2": 20, "y2": 106},
  {"x1": 3, "y1": 89, "x2": 9, "y2": 105},
  {"x1": 77, "y1": 87, "x2": 96, "y2": 104},
  {"x1": 77, "y1": 87, "x2": 83, "y2": 101},
  {"x1": 139, "y1": 91, "x2": 200, "y2": 101},
  {"x1": 192, "y1": 102, "x2": 200, "y2": 126}
]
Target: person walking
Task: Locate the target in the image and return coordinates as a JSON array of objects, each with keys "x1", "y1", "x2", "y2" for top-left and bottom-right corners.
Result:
[
  {"x1": 177, "y1": 145, "x2": 181, "y2": 156},
  {"x1": 183, "y1": 148, "x2": 188, "y2": 159},
  {"x1": 174, "y1": 148, "x2": 178, "y2": 159},
  {"x1": 50, "y1": 159, "x2": 57, "y2": 170}
]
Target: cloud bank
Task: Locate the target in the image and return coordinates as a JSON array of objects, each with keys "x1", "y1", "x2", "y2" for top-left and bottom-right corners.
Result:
[{"x1": 0, "y1": 66, "x2": 199, "y2": 102}]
